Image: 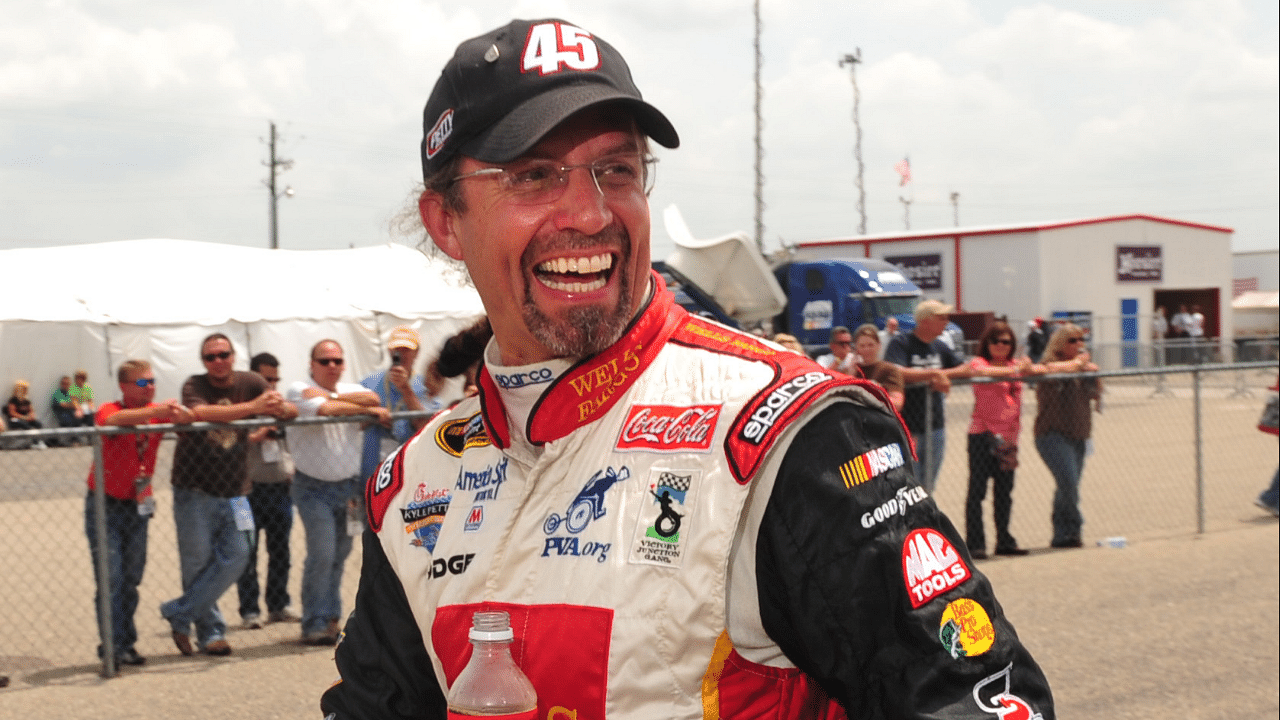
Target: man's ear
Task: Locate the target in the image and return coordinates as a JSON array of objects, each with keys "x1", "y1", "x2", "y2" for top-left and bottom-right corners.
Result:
[{"x1": 419, "y1": 190, "x2": 463, "y2": 260}]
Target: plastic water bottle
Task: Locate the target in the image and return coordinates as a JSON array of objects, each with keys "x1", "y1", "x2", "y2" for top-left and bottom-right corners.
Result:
[
  {"x1": 446, "y1": 611, "x2": 538, "y2": 719},
  {"x1": 1097, "y1": 536, "x2": 1127, "y2": 548}
]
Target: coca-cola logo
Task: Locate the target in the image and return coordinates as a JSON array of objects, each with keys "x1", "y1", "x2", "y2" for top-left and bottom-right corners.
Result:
[{"x1": 616, "y1": 404, "x2": 721, "y2": 453}]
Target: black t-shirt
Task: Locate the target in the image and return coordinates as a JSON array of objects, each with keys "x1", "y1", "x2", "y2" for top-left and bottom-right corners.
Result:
[
  {"x1": 883, "y1": 331, "x2": 961, "y2": 433},
  {"x1": 172, "y1": 371, "x2": 268, "y2": 497}
]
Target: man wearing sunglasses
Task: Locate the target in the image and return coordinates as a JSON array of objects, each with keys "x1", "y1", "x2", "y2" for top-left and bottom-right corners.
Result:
[
  {"x1": 163, "y1": 333, "x2": 296, "y2": 657},
  {"x1": 286, "y1": 340, "x2": 388, "y2": 646},
  {"x1": 86, "y1": 360, "x2": 194, "y2": 668},
  {"x1": 323, "y1": 19, "x2": 1052, "y2": 719}
]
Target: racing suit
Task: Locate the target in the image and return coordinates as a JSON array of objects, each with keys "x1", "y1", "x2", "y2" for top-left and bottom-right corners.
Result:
[{"x1": 321, "y1": 275, "x2": 1054, "y2": 719}]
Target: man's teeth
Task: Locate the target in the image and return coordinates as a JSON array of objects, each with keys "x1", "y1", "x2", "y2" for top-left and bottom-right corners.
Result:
[
  {"x1": 536, "y1": 254, "x2": 612, "y2": 291},
  {"x1": 537, "y1": 254, "x2": 612, "y2": 275}
]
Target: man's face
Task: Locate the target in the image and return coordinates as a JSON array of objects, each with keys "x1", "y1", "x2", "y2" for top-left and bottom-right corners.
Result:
[
  {"x1": 311, "y1": 341, "x2": 346, "y2": 388},
  {"x1": 829, "y1": 332, "x2": 853, "y2": 359},
  {"x1": 59, "y1": 377, "x2": 71, "y2": 391},
  {"x1": 121, "y1": 369, "x2": 156, "y2": 408},
  {"x1": 423, "y1": 109, "x2": 652, "y2": 365},
  {"x1": 255, "y1": 363, "x2": 281, "y2": 388},
  {"x1": 854, "y1": 335, "x2": 880, "y2": 362},
  {"x1": 201, "y1": 338, "x2": 235, "y2": 382},
  {"x1": 915, "y1": 314, "x2": 948, "y2": 342}
]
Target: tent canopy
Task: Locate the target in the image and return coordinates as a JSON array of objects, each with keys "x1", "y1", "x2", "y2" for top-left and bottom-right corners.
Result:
[{"x1": 0, "y1": 239, "x2": 485, "y2": 425}]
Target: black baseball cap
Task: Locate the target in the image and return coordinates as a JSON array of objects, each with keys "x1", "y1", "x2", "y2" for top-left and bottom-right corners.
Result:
[{"x1": 420, "y1": 18, "x2": 680, "y2": 180}]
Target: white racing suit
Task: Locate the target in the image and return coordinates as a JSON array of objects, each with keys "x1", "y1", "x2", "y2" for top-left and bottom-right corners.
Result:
[{"x1": 321, "y1": 275, "x2": 1054, "y2": 719}]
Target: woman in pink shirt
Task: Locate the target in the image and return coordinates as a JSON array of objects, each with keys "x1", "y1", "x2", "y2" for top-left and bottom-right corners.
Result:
[{"x1": 964, "y1": 322, "x2": 1044, "y2": 558}]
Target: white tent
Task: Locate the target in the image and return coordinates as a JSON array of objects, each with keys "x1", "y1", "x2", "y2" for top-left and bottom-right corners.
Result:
[{"x1": 0, "y1": 239, "x2": 485, "y2": 425}]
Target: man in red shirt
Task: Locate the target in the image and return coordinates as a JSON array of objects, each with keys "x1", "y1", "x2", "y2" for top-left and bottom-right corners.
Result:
[{"x1": 86, "y1": 359, "x2": 194, "y2": 667}]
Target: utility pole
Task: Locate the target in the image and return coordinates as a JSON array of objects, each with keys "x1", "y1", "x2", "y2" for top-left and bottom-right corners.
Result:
[
  {"x1": 898, "y1": 196, "x2": 912, "y2": 231},
  {"x1": 263, "y1": 121, "x2": 294, "y2": 250},
  {"x1": 752, "y1": 0, "x2": 765, "y2": 253},
  {"x1": 839, "y1": 50, "x2": 866, "y2": 235},
  {"x1": 950, "y1": 191, "x2": 960, "y2": 227}
]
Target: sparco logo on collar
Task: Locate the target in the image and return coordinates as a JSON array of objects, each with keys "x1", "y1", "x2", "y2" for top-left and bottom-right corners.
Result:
[
  {"x1": 616, "y1": 404, "x2": 720, "y2": 453},
  {"x1": 740, "y1": 371, "x2": 831, "y2": 444},
  {"x1": 902, "y1": 528, "x2": 971, "y2": 609},
  {"x1": 425, "y1": 109, "x2": 453, "y2": 159}
]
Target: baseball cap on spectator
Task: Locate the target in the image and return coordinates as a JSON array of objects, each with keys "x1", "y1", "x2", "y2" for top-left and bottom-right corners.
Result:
[
  {"x1": 388, "y1": 327, "x2": 421, "y2": 351},
  {"x1": 914, "y1": 299, "x2": 954, "y2": 323},
  {"x1": 420, "y1": 18, "x2": 680, "y2": 179}
]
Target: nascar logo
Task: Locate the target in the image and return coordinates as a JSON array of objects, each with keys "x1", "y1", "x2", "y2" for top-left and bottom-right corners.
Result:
[{"x1": 838, "y1": 442, "x2": 905, "y2": 489}]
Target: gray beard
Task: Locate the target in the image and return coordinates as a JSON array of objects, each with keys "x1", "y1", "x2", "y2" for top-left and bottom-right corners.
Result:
[{"x1": 522, "y1": 277, "x2": 635, "y2": 358}]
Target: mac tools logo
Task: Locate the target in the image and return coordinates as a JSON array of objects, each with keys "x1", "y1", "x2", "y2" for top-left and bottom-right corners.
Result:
[{"x1": 901, "y1": 528, "x2": 971, "y2": 608}]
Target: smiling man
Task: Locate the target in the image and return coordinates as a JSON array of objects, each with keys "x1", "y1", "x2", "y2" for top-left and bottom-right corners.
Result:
[{"x1": 322, "y1": 18, "x2": 1053, "y2": 720}]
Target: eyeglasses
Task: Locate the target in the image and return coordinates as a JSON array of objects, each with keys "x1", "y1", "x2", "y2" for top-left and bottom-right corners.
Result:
[
  {"x1": 202, "y1": 351, "x2": 232, "y2": 362},
  {"x1": 451, "y1": 153, "x2": 657, "y2": 205},
  {"x1": 314, "y1": 358, "x2": 344, "y2": 366},
  {"x1": 991, "y1": 338, "x2": 1013, "y2": 345},
  {"x1": 133, "y1": 378, "x2": 156, "y2": 387}
]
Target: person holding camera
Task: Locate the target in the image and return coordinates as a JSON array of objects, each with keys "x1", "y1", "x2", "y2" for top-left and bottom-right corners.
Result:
[
  {"x1": 236, "y1": 352, "x2": 298, "y2": 629},
  {"x1": 359, "y1": 326, "x2": 442, "y2": 480}
]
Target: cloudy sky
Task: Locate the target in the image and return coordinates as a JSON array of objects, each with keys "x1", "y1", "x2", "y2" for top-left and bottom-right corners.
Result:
[{"x1": 3, "y1": 0, "x2": 1276, "y2": 261}]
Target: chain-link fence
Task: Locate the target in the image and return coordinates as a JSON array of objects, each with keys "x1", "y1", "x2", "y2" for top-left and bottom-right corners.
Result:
[
  {"x1": 916, "y1": 361, "x2": 1278, "y2": 553},
  {"x1": 0, "y1": 412, "x2": 384, "y2": 683},
  {"x1": 1, "y1": 364, "x2": 1276, "y2": 684}
]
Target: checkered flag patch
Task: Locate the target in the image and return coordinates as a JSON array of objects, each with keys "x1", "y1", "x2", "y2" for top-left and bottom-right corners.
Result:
[{"x1": 657, "y1": 472, "x2": 692, "y2": 492}]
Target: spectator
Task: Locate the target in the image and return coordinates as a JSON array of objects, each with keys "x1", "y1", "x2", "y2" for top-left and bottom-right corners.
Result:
[
  {"x1": 236, "y1": 352, "x2": 298, "y2": 629},
  {"x1": 360, "y1": 326, "x2": 443, "y2": 481},
  {"x1": 1152, "y1": 306, "x2": 1169, "y2": 366},
  {"x1": 320, "y1": 18, "x2": 1052, "y2": 718},
  {"x1": 851, "y1": 323, "x2": 904, "y2": 410},
  {"x1": 5, "y1": 380, "x2": 47, "y2": 449},
  {"x1": 1025, "y1": 317, "x2": 1047, "y2": 362},
  {"x1": 964, "y1": 322, "x2": 1043, "y2": 559},
  {"x1": 877, "y1": 316, "x2": 899, "y2": 352},
  {"x1": 884, "y1": 299, "x2": 971, "y2": 493},
  {"x1": 1188, "y1": 304, "x2": 1206, "y2": 362},
  {"x1": 86, "y1": 360, "x2": 195, "y2": 667},
  {"x1": 1034, "y1": 323, "x2": 1101, "y2": 549},
  {"x1": 51, "y1": 375, "x2": 92, "y2": 444},
  {"x1": 71, "y1": 370, "x2": 97, "y2": 417},
  {"x1": 815, "y1": 325, "x2": 857, "y2": 375},
  {"x1": 162, "y1": 333, "x2": 296, "y2": 657},
  {"x1": 287, "y1": 340, "x2": 388, "y2": 646},
  {"x1": 771, "y1": 333, "x2": 805, "y2": 355},
  {"x1": 1170, "y1": 304, "x2": 1193, "y2": 363},
  {"x1": 1255, "y1": 377, "x2": 1279, "y2": 517}
]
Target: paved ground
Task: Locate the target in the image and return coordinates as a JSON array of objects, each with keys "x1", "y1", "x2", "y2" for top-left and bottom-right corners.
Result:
[{"x1": 0, "y1": 517, "x2": 1274, "y2": 720}]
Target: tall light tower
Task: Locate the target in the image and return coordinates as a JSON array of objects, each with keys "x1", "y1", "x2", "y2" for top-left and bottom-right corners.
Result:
[
  {"x1": 839, "y1": 50, "x2": 866, "y2": 235},
  {"x1": 264, "y1": 121, "x2": 294, "y2": 250},
  {"x1": 752, "y1": 0, "x2": 765, "y2": 253}
]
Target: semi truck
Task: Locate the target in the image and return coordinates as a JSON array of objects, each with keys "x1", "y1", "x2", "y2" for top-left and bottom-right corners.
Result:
[{"x1": 658, "y1": 206, "x2": 962, "y2": 356}]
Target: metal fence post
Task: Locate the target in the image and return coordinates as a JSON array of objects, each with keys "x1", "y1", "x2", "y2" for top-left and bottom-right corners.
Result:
[
  {"x1": 91, "y1": 430, "x2": 117, "y2": 678},
  {"x1": 1194, "y1": 366, "x2": 1204, "y2": 534}
]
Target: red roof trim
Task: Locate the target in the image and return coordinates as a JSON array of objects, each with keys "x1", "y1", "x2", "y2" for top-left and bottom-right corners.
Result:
[{"x1": 796, "y1": 214, "x2": 1233, "y2": 249}]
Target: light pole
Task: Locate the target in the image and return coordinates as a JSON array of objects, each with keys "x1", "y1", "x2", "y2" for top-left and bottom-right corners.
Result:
[
  {"x1": 264, "y1": 121, "x2": 294, "y2": 250},
  {"x1": 839, "y1": 50, "x2": 866, "y2": 235}
]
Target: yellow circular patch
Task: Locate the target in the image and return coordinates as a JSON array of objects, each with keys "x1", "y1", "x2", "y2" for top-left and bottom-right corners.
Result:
[{"x1": 938, "y1": 598, "x2": 995, "y2": 659}]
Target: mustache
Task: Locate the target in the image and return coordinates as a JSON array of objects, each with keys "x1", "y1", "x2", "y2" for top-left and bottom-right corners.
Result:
[{"x1": 523, "y1": 223, "x2": 631, "y2": 266}]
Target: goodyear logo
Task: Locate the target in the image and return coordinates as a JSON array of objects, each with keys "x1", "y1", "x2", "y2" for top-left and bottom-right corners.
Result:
[{"x1": 838, "y1": 442, "x2": 905, "y2": 489}]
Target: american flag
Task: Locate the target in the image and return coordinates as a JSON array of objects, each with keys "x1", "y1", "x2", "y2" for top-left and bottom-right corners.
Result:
[{"x1": 894, "y1": 157, "x2": 911, "y2": 186}]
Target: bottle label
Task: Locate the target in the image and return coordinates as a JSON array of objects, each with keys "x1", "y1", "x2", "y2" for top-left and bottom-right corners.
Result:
[{"x1": 446, "y1": 710, "x2": 536, "y2": 719}]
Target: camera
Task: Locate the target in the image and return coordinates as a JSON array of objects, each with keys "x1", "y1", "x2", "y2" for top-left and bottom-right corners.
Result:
[{"x1": 391, "y1": 352, "x2": 402, "y2": 367}]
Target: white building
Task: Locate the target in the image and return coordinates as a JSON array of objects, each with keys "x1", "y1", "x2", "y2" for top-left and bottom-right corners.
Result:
[{"x1": 790, "y1": 214, "x2": 1234, "y2": 367}]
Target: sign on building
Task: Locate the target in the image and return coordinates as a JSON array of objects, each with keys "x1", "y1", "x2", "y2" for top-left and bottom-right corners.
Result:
[
  {"x1": 884, "y1": 253, "x2": 943, "y2": 290},
  {"x1": 1116, "y1": 245, "x2": 1162, "y2": 282}
]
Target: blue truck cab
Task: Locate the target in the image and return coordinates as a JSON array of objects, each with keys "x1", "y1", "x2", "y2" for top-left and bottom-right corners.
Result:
[{"x1": 773, "y1": 259, "x2": 922, "y2": 353}]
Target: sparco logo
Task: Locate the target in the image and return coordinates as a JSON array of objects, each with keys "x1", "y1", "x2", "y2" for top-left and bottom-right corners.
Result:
[
  {"x1": 616, "y1": 404, "x2": 720, "y2": 452},
  {"x1": 425, "y1": 109, "x2": 454, "y2": 159},
  {"x1": 740, "y1": 371, "x2": 830, "y2": 444}
]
